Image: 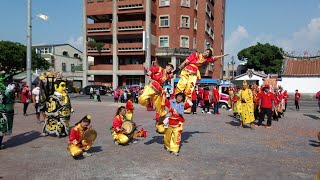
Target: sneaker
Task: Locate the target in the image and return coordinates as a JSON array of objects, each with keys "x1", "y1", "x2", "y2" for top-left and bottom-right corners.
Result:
[
  {"x1": 207, "y1": 112, "x2": 212, "y2": 114},
  {"x1": 114, "y1": 141, "x2": 119, "y2": 145},
  {"x1": 254, "y1": 124, "x2": 261, "y2": 127},
  {"x1": 265, "y1": 126, "x2": 271, "y2": 129},
  {"x1": 202, "y1": 110, "x2": 204, "y2": 113},
  {"x1": 216, "y1": 112, "x2": 221, "y2": 115},
  {"x1": 40, "y1": 133, "x2": 48, "y2": 137},
  {"x1": 171, "y1": 152, "x2": 179, "y2": 156},
  {"x1": 83, "y1": 152, "x2": 92, "y2": 157},
  {"x1": 132, "y1": 140, "x2": 138, "y2": 144}
]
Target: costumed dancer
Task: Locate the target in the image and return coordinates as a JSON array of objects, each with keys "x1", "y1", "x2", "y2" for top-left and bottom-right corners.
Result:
[
  {"x1": 138, "y1": 64, "x2": 174, "y2": 133},
  {"x1": 68, "y1": 115, "x2": 96, "y2": 158},
  {"x1": 234, "y1": 86, "x2": 242, "y2": 120},
  {"x1": 111, "y1": 106, "x2": 147, "y2": 145},
  {"x1": 273, "y1": 90, "x2": 282, "y2": 121},
  {"x1": 251, "y1": 84, "x2": 260, "y2": 121},
  {"x1": 126, "y1": 94, "x2": 134, "y2": 121},
  {"x1": 172, "y1": 48, "x2": 228, "y2": 113},
  {"x1": 0, "y1": 83, "x2": 15, "y2": 149},
  {"x1": 43, "y1": 79, "x2": 73, "y2": 137},
  {"x1": 239, "y1": 80, "x2": 255, "y2": 128},
  {"x1": 163, "y1": 93, "x2": 187, "y2": 156}
]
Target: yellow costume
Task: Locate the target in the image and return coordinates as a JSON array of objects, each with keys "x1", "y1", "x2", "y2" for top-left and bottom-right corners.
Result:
[
  {"x1": 239, "y1": 81, "x2": 255, "y2": 124},
  {"x1": 111, "y1": 115, "x2": 134, "y2": 145},
  {"x1": 67, "y1": 124, "x2": 93, "y2": 157},
  {"x1": 164, "y1": 122, "x2": 183, "y2": 153}
]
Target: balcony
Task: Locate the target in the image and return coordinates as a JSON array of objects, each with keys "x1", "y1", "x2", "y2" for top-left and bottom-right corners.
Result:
[
  {"x1": 89, "y1": 64, "x2": 113, "y2": 70},
  {"x1": 118, "y1": 20, "x2": 144, "y2": 32},
  {"x1": 117, "y1": 0, "x2": 145, "y2": 14},
  {"x1": 118, "y1": 43, "x2": 144, "y2": 53},
  {"x1": 87, "y1": 44, "x2": 112, "y2": 56},
  {"x1": 87, "y1": 23, "x2": 111, "y2": 33},
  {"x1": 118, "y1": 64, "x2": 144, "y2": 70},
  {"x1": 87, "y1": 0, "x2": 113, "y2": 16}
]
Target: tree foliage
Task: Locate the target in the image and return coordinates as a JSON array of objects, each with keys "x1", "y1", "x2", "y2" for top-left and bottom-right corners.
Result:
[
  {"x1": 237, "y1": 43, "x2": 284, "y2": 74},
  {"x1": 0, "y1": 41, "x2": 50, "y2": 74}
]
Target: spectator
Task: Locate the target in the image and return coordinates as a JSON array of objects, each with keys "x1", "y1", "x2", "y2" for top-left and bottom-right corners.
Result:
[
  {"x1": 95, "y1": 88, "x2": 101, "y2": 102},
  {"x1": 202, "y1": 87, "x2": 210, "y2": 114},
  {"x1": 316, "y1": 90, "x2": 320, "y2": 111},
  {"x1": 89, "y1": 86, "x2": 94, "y2": 99},
  {"x1": 191, "y1": 89, "x2": 197, "y2": 114},
  {"x1": 212, "y1": 85, "x2": 220, "y2": 115},
  {"x1": 256, "y1": 84, "x2": 275, "y2": 128},
  {"x1": 21, "y1": 84, "x2": 31, "y2": 116},
  {"x1": 123, "y1": 91, "x2": 127, "y2": 103},
  {"x1": 114, "y1": 89, "x2": 119, "y2": 103},
  {"x1": 197, "y1": 86, "x2": 204, "y2": 107},
  {"x1": 32, "y1": 83, "x2": 46, "y2": 123},
  {"x1": 283, "y1": 90, "x2": 289, "y2": 112},
  {"x1": 294, "y1": 89, "x2": 301, "y2": 111}
]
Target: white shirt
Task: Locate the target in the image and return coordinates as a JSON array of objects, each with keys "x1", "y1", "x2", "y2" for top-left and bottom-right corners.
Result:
[{"x1": 32, "y1": 87, "x2": 40, "y2": 103}]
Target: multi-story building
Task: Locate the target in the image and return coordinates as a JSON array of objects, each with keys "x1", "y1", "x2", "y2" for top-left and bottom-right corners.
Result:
[
  {"x1": 84, "y1": 0, "x2": 225, "y2": 88},
  {"x1": 33, "y1": 44, "x2": 84, "y2": 87}
]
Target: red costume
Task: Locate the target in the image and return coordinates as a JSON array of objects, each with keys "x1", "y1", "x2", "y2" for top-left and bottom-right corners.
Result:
[
  {"x1": 212, "y1": 89, "x2": 219, "y2": 103},
  {"x1": 148, "y1": 66, "x2": 172, "y2": 92},
  {"x1": 257, "y1": 92, "x2": 275, "y2": 109}
]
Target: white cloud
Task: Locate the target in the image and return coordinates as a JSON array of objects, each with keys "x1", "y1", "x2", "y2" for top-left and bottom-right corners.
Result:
[
  {"x1": 68, "y1": 36, "x2": 83, "y2": 50},
  {"x1": 224, "y1": 25, "x2": 249, "y2": 61}
]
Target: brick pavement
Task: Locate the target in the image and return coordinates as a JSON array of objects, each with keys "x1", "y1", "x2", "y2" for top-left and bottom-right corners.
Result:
[{"x1": 0, "y1": 100, "x2": 319, "y2": 180}]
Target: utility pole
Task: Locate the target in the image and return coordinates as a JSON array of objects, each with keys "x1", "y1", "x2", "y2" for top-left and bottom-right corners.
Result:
[
  {"x1": 145, "y1": 0, "x2": 151, "y2": 84},
  {"x1": 112, "y1": 0, "x2": 118, "y2": 88},
  {"x1": 231, "y1": 56, "x2": 235, "y2": 80},
  {"x1": 26, "y1": 0, "x2": 32, "y2": 88},
  {"x1": 82, "y1": 0, "x2": 88, "y2": 87}
]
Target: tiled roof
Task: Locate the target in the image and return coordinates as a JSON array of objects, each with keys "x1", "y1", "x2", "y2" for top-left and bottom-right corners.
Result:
[{"x1": 283, "y1": 59, "x2": 320, "y2": 76}]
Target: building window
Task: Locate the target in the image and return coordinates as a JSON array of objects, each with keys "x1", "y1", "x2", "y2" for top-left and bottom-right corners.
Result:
[
  {"x1": 193, "y1": 37, "x2": 197, "y2": 49},
  {"x1": 74, "y1": 53, "x2": 79, "y2": 58},
  {"x1": 87, "y1": 0, "x2": 94, "y2": 3},
  {"x1": 71, "y1": 64, "x2": 75, "y2": 72},
  {"x1": 194, "y1": 0, "x2": 198, "y2": 10},
  {"x1": 159, "y1": 36, "x2": 169, "y2": 47},
  {"x1": 181, "y1": 0, "x2": 190, "y2": 7},
  {"x1": 194, "y1": 18, "x2": 197, "y2": 30},
  {"x1": 36, "y1": 47, "x2": 52, "y2": 54},
  {"x1": 206, "y1": 3, "x2": 212, "y2": 17},
  {"x1": 62, "y1": 63, "x2": 66, "y2": 72},
  {"x1": 180, "y1": 36, "x2": 189, "y2": 48},
  {"x1": 180, "y1": 15, "x2": 190, "y2": 28},
  {"x1": 62, "y1": 51, "x2": 69, "y2": 56},
  {"x1": 159, "y1": 15, "x2": 170, "y2": 27},
  {"x1": 159, "y1": 0, "x2": 170, "y2": 7}
]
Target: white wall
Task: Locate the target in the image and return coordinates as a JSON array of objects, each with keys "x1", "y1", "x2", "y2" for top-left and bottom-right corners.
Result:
[
  {"x1": 235, "y1": 74, "x2": 264, "y2": 86},
  {"x1": 278, "y1": 77, "x2": 320, "y2": 94}
]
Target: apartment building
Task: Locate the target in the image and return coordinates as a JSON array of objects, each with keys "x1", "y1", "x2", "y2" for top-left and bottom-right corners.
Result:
[{"x1": 85, "y1": 0, "x2": 225, "y2": 88}]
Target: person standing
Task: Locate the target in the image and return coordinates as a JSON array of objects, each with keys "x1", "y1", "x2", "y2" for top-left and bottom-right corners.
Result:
[
  {"x1": 21, "y1": 84, "x2": 31, "y2": 116},
  {"x1": 95, "y1": 88, "x2": 101, "y2": 102},
  {"x1": 294, "y1": 89, "x2": 301, "y2": 111},
  {"x1": 197, "y1": 86, "x2": 204, "y2": 107},
  {"x1": 239, "y1": 80, "x2": 255, "y2": 128},
  {"x1": 114, "y1": 89, "x2": 119, "y2": 103},
  {"x1": 316, "y1": 90, "x2": 320, "y2": 111},
  {"x1": 191, "y1": 89, "x2": 197, "y2": 114},
  {"x1": 202, "y1": 87, "x2": 211, "y2": 114},
  {"x1": 212, "y1": 85, "x2": 220, "y2": 115},
  {"x1": 283, "y1": 90, "x2": 289, "y2": 112},
  {"x1": 89, "y1": 86, "x2": 94, "y2": 99},
  {"x1": 256, "y1": 84, "x2": 275, "y2": 128},
  {"x1": 126, "y1": 94, "x2": 134, "y2": 120},
  {"x1": 32, "y1": 83, "x2": 45, "y2": 123}
]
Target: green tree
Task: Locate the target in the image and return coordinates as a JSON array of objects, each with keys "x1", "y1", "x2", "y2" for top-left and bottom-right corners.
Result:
[
  {"x1": 0, "y1": 41, "x2": 50, "y2": 74},
  {"x1": 237, "y1": 43, "x2": 284, "y2": 74}
]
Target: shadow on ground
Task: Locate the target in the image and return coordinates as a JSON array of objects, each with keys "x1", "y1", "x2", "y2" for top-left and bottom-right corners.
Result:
[
  {"x1": 4, "y1": 130, "x2": 41, "y2": 148},
  {"x1": 303, "y1": 114, "x2": 320, "y2": 120},
  {"x1": 309, "y1": 140, "x2": 320, "y2": 147},
  {"x1": 144, "y1": 131, "x2": 209, "y2": 145}
]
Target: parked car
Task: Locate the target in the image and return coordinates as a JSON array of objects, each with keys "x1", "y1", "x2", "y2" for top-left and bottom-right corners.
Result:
[
  {"x1": 106, "y1": 87, "x2": 114, "y2": 96},
  {"x1": 79, "y1": 85, "x2": 108, "y2": 95}
]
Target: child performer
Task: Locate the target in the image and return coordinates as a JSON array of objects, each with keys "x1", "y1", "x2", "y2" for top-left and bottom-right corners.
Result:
[
  {"x1": 67, "y1": 115, "x2": 94, "y2": 158},
  {"x1": 163, "y1": 93, "x2": 186, "y2": 156},
  {"x1": 126, "y1": 94, "x2": 134, "y2": 121}
]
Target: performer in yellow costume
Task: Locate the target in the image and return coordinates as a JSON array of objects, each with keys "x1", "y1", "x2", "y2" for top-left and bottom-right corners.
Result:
[
  {"x1": 111, "y1": 106, "x2": 133, "y2": 145},
  {"x1": 139, "y1": 64, "x2": 174, "y2": 133},
  {"x1": 239, "y1": 80, "x2": 255, "y2": 128},
  {"x1": 68, "y1": 115, "x2": 94, "y2": 158},
  {"x1": 44, "y1": 79, "x2": 73, "y2": 137},
  {"x1": 173, "y1": 48, "x2": 228, "y2": 113}
]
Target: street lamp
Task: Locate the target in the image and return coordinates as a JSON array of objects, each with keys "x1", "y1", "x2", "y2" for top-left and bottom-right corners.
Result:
[
  {"x1": 231, "y1": 56, "x2": 236, "y2": 80},
  {"x1": 26, "y1": 0, "x2": 48, "y2": 88}
]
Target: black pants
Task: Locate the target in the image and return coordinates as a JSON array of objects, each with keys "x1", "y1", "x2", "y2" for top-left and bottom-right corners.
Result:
[
  {"x1": 97, "y1": 95, "x2": 101, "y2": 102},
  {"x1": 0, "y1": 135, "x2": 3, "y2": 147},
  {"x1": 258, "y1": 108, "x2": 272, "y2": 126},
  {"x1": 295, "y1": 101, "x2": 299, "y2": 110},
  {"x1": 191, "y1": 100, "x2": 197, "y2": 113},
  {"x1": 90, "y1": 93, "x2": 94, "y2": 99},
  {"x1": 23, "y1": 103, "x2": 29, "y2": 115},
  {"x1": 203, "y1": 100, "x2": 210, "y2": 112},
  {"x1": 284, "y1": 102, "x2": 287, "y2": 112}
]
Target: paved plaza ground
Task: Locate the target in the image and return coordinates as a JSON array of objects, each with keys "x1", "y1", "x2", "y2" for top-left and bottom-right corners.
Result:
[{"x1": 0, "y1": 97, "x2": 319, "y2": 179}]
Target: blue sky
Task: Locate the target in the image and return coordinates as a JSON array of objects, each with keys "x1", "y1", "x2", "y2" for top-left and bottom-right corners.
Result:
[{"x1": 1, "y1": 0, "x2": 320, "y2": 60}]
